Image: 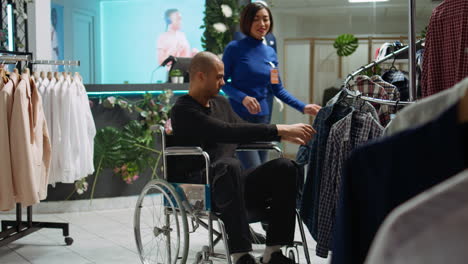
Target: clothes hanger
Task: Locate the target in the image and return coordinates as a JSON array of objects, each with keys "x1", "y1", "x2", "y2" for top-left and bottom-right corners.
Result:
[
  {"x1": 0, "y1": 61, "x2": 8, "y2": 84},
  {"x1": 47, "y1": 71, "x2": 53, "y2": 81},
  {"x1": 22, "y1": 61, "x2": 31, "y2": 77},
  {"x1": 389, "y1": 57, "x2": 398, "y2": 71},
  {"x1": 13, "y1": 61, "x2": 19, "y2": 74}
]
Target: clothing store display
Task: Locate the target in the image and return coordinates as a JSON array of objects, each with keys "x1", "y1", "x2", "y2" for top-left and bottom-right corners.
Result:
[
  {"x1": 331, "y1": 102, "x2": 467, "y2": 264},
  {"x1": 170, "y1": 94, "x2": 297, "y2": 253},
  {"x1": 222, "y1": 36, "x2": 306, "y2": 118},
  {"x1": 421, "y1": 0, "x2": 468, "y2": 97},
  {"x1": 316, "y1": 110, "x2": 383, "y2": 256},
  {"x1": 10, "y1": 73, "x2": 51, "y2": 207},
  {"x1": 0, "y1": 79, "x2": 15, "y2": 211},
  {"x1": 365, "y1": 169, "x2": 468, "y2": 264},
  {"x1": 297, "y1": 91, "x2": 379, "y2": 256},
  {"x1": 385, "y1": 77, "x2": 468, "y2": 136},
  {"x1": 37, "y1": 73, "x2": 96, "y2": 185}
]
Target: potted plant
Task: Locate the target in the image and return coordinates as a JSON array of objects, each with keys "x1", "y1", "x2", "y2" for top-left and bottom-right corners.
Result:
[{"x1": 169, "y1": 69, "x2": 183, "y2": 84}]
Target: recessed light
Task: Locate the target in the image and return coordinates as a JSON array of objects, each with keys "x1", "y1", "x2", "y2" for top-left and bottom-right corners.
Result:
[{"x1": 349, "y1": 0, "x2": 389, "y2": 3}]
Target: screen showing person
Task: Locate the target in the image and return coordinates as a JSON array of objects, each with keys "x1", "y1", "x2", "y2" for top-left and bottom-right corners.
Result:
[
  {"x1": 100, "y1": 0, "x2": 204, "y2": 84},
  {"x1": 157, "y1": 9, "x2": 198, "y2": 66}
]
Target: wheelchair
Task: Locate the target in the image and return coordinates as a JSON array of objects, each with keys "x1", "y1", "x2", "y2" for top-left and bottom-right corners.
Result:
[{"x1": 134, "y1": 125, "x2": 312, "y2": 264}]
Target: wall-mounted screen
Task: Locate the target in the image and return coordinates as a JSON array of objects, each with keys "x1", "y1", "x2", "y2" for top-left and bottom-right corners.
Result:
[{"x1": 100, "y1": 0, "x2": 204, "y2": 84}]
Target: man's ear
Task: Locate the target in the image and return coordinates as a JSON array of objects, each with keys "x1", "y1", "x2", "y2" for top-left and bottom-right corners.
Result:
[{"x1": 197, "y1": 71, "x2": 205, "y2": 82}]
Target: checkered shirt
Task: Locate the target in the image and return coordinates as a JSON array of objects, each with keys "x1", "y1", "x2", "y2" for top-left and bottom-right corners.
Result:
[
  {"x1": 421, "y1": 0, "x2": 468, "y2": 98},
  {"x1": 315, "y1": 110, "x2": 384, "y2": 257},
  {"x1": 299, "y1": 93, "x2": 378, "y2": 244},
  {"x1": 351, "y1": 75, "x2": 394, "y2": 126},
  {"x1": 370, "y1": 75, "x2": 400, "y2": 100}
]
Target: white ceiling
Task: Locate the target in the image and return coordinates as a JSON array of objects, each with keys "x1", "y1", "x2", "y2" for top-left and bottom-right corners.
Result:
[{"x1": 268, "y1": 0, "x2": 439, "y2": 18}]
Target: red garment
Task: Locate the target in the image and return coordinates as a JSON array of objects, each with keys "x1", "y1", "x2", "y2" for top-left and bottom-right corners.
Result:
[{"x1": 421, "y1": 0, "x2": 468, "y2": 98}]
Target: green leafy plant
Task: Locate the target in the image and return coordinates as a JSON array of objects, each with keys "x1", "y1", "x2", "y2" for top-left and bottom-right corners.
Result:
[
  {"x1": 169, "y1": 69, "x2": 183, "y2": 77},
  {"x1": 334, "y1": 34, "x2": 359, "y2": 57},
  {"x1": 89, "y1": 127, "x2": 125, "y2": 200},
  {"x1": 201, "y1": 0, "x2": 240, "y2": 55}
]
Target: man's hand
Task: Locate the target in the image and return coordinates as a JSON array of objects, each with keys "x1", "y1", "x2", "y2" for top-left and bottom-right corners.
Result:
[
  {"x1": 303, "y1": 104, "x2": 322, "y2": 116},
  {"x1": 242, "y1": 96, "x2": 261, "y2": 114},
  {"x1": 276, "y1": 123, "x2": 316, "y2": 145}
]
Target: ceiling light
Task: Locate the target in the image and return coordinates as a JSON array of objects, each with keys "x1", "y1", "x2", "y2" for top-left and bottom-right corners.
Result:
[{"x1": 349, "y1": 0, "x2": 389, "y2": 3}]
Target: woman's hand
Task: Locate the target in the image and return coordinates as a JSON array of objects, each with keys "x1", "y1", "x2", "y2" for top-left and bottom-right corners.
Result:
[
  {"x1": 242, "y1": 96, "x2": 261, "y2": 114},
  {"x1": 303, "y1": 104, "x2": 322, "y2": 116}
]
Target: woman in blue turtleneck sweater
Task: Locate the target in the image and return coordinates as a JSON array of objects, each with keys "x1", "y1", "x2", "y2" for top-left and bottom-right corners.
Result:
[{"x1": 222, "y1": 2, "x2": 321, "y2": 169}]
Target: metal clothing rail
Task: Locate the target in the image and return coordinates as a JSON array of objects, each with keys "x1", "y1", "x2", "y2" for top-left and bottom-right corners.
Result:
[
  {"x1": 0, "y1": 51, "x2": 74, "y2": 247},
  {"x1": 0, "y1": 54, "x2": 30, "y2": 63},
  {"x1": 343, "y1": 38, "x2": 424, "y2": 89},
  {"x1": 32, "y1": 60, "x2": 80, "y2": 66},
  {"x1": 0, "y1": 56, "x2": 81, "y2": 66},
  {"x1": 341, "y1": 39, "x2": 424, "y2": 106}
]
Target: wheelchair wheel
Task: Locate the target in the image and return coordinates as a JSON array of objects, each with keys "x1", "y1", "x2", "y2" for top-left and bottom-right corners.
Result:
[
  {"x1": 134, "y1": 179, "x2": 189, "y2": 264},
  {"x1": 286, "y1": 247, "x2": 298, "y2": 264}
]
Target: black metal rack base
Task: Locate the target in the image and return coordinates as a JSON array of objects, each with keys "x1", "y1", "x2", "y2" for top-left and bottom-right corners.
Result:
[{"x1": 0, "y1": 204, "x2": 73, "y2": 247}]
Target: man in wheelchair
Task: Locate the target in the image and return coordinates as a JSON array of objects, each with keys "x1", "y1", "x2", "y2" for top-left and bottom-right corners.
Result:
[{"x1": 169, "y1": 52, "x2": 316, "y2": 264}]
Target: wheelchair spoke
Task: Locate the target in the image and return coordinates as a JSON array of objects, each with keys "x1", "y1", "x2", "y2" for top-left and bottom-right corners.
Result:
[{"x1": 135, "y1": 180, "x2": 188, "y2": 264}]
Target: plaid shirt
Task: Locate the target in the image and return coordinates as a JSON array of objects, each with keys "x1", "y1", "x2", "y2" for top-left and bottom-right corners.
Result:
[
  {"x1": 315, "y1": 110, "x2": 384, "y2": 257},
  {"x1": 421, "y1": 0, "x2": 468, "y2": 98},
  {"x1": 370, "y1": 75, "x2": 399, "y2": 100},
  {"x1": 299, "y1": 92, "x2": 379, "y2": 243},
  {"x1": 351, "y1": 75, "x2": 394, "y2": 126}
]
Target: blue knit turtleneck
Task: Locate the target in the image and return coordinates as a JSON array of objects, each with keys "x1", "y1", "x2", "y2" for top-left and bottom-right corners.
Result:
[{"x1": 222, "y1": 36, "x2": 306, "y2": 119}]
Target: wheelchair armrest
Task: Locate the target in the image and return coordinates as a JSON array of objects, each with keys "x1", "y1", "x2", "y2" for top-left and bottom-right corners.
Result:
[
  {"x1": 236, "y1": 142, "x2": 280, "y2": 151},
  {"x1": 165, "y1": 146, "x2": 206, "y2": 156}
]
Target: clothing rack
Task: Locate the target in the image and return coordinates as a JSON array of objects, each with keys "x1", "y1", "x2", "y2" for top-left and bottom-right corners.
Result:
[
  {"x1": 0, "y1": 50, "x2": 74, "y2": 247},
  {"x1": 31, "y1": 60, "x2": 80, "y2": 66},
  {"x1": 341, "y1": 39, "x2": 424, "y2": 106}
]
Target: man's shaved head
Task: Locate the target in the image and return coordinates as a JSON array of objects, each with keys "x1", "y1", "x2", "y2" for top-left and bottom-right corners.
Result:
[{"x1": 189, "y1": 51, "x2": 222, "y2": 81}]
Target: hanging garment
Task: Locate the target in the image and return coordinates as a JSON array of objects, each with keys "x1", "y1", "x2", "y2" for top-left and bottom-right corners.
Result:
[
  {"x1": 385, "y1": 77, "x2": 468, "y2": 136},
  {"x1": 52, "y1": 75, "x2": 75, "y2": 183},
  {"x1": 370, "y1": 75, "x2": 399, "y2": 100},
  {"x1": 315, "y1": 110, "x2": 383, "y2": 257},
  {"x1": 381, "y1": 70, "x2": 409, "y2": 101},
  {"x1": 42, "y1": 74, "x2": 95, "y2": 185},
  {"x1": 421, "y1": 0, "x2": 468, "y2": 97},
  {"x1": 0, "y1": 80, "x2": 15, "y2": 211},
  {"x1": 297, "y1": 91, "x2": 378, "y2": 245},
  {"x1": 10, "y1": 74, "x2": 51, "y2": 206},
  {"x1": 350, "y1": 75, "x2": 393, "y2": 126},
  {"x1": 331, "y1": 102, "x2": 467, "y2": 264},
  {"x1": 75, "y1": 74, "x2": 96, "y2": 176},
  {"x1": 365, "y1": 169, "x2": 468, "y2": 264}
]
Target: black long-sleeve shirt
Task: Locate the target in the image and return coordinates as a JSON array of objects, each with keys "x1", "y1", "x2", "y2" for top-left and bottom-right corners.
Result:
[{"x1": 168, "y1": 94, "x2": 280, "y2": 182}]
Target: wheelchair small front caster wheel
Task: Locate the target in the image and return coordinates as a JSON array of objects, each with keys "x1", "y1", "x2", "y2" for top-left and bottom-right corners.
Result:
[
  {"x1": 65, "y1": 237, "x2": 74, "y2": 246},
  {"x1": 286, "y1": 247, "x2": 298, "y2": 264},
  {"x1": 193, "y1": 252, "x2": 203, "y2": 264}
]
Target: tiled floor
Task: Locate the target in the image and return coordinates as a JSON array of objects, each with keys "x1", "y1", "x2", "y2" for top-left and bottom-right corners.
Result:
[{"x1": 0, "y1": 206, "x2": 330, "y2": 264}]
